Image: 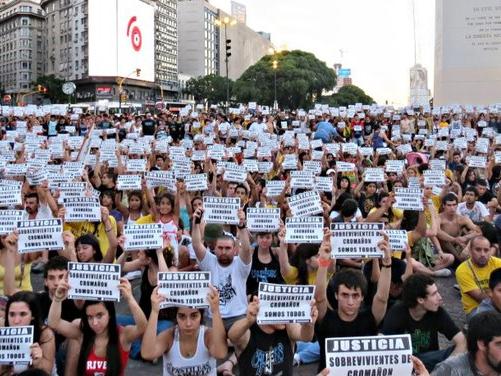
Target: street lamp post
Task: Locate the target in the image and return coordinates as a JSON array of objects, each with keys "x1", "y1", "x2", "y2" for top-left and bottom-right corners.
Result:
[
  {"x1": 117, "y1": 68, "x2": 141, "y2": 114},
  {"x1": 272, "y1": 59, "x2": 278, "y2": 111},
  {"x1": 215, "y1": 16, "x2": 236, "y2": 113}
]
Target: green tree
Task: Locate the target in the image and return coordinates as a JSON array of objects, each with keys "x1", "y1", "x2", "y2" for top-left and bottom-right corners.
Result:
[
  {"x1": 233, "y1": 50, "x2": 337, "y2": 109},
  {"x1": 32, "y1": 75, "x2": 67, "y2": 103},
  {"x1": 185, "y1": 74, "x2": 233, "y2": 105},
  {"x1": 324, "y1": 85, "x2": 375, "y2": 107}
]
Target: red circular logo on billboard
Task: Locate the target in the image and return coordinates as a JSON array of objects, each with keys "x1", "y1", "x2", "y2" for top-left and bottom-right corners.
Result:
[{"x1": 127, "y1": 16, "x2": 142, "y2": 52}]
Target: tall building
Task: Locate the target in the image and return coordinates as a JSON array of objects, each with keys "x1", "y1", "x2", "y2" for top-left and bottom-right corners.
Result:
[
  {"x1": 178, "y1": 0, "x2": 272, "y2": 81},
  {"x1": 409, "y1": 64, "x2": 430, "y2": 107},
  {"x1": 178, "y1": 0, "x2": 220, "y2": 77},
  {"x1": 40, "y1": 0, "x2": 178, "y2": 105},
  {"x1": 231, "y1": 1, "x2": 246, "y2": 24},
  {"x1": 0, "y1": 0, "x2": 45, "y2": 102}
]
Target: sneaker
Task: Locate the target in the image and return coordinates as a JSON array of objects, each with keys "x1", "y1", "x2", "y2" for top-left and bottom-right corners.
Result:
[
  {"x1": 433, "y1": 269, "x2": 452, "y2": 278},
  {"x1": 293, "y1": 353, "x2": 301, "y2": 367},
  {"x1": 31, "y1": 260, "x2": 46, "y2": 274},
  {"x1": 124, "y1": 270, "x2": 142, "y2": 281}
]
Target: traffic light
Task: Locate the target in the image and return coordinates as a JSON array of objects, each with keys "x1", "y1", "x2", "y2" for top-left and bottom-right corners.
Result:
[
  {"x1": 36, "y1": 85, "x2": 48, "y2": 94},
  {"x1": 136, "y1": 68, "x2": 141, "y2": 77},
  {"x1": 225, "y1": 39, "x2": 232, "y2": 58}
]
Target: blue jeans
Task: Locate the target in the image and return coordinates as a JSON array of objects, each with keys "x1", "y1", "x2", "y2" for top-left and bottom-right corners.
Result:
[
  {"x1": 296, "y1": 341, "x2": 320, "y2": 364},
  {"x1": 416, "y1": 346, "x2": 455, "y2": 372},
  {"x1": 117, "y1": 314, "x2": 173, "y2": 359}
]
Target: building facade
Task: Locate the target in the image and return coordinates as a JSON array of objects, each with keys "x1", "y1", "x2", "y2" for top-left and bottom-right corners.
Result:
[
  {"x1": 0, "y1": 0, "x2": 45, "y2": 102},
  {"x1": 40, "y1": 0, "x2": 179, "y2": 105},
  {"x1": 178, "y1": 0, "x2": 272, "y2": 81}
]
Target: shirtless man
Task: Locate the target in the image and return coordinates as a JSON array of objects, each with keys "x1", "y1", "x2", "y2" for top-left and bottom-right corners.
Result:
[{"x1": 438, "y1": 193, "x2": 482, "y2": 262}]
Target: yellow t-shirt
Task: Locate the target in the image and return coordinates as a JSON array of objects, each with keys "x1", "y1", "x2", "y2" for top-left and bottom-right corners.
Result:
[
  {"x1": 64, "y1": 216, "x2": 117, "y2": 258},
  {"x1": 0, "y1": 263, "x2": 32, "y2": 295},
  {"x1": 456, "y1": 257, "x2": 501, "y2": 313},
  {"x1": 284, "y1": 266, "x2": 333, "y2": 285}
]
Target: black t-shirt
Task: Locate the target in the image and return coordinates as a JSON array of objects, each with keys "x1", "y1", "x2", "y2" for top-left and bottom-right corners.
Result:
[
  {"x1": 246, "y1": 248, "x2": 284, "y2": 296},
  {"x1": 141, "y1": 119, "x2": 156, "y2": 136},
  {"x1": 381, "y1": 302, "x2": 459, "y2": 354},
  {"x1": 478, "y1": 190, "x2": 494, "y2": 205},
  {"x1": 238, "y1": 323, "x2": 293, "y2": 376},
  {"x1": 36, "y1": 291, "x2": 81, "y2": 349},
  {"x1": 316, "y1": 308, "x2": 378, "y2": 371}
]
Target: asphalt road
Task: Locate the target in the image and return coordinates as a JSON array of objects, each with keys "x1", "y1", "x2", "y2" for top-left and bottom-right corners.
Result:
[{"x1": 31, "y1": 270, "x2": 464, "y2": 376}]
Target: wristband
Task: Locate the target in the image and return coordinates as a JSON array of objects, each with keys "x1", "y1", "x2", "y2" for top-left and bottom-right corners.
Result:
[
  {"x1": 382, "y1": 263, "x2": 392, "y2": 268},
  {"x1": 318, "y1": 258, "x2": 332, "y2": 268},
  {"x1": 105, "y1": 227, "x2": 112, "y2": 233}
]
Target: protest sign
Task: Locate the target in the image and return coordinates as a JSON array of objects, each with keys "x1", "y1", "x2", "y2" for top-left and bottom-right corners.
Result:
[
  {"x1": 336, "y1": 162, "x2": 356, "y2": 172},
  {"x1": 116, "y1": 175, "x2": 142, "y2": 190},
  {"x1": 385, "y1": 160, "x2": 405, "y2": 174},
  {"x1": 223, "y1": 166, "x2": 247, "y2": 183},
  {"x1": 124, "y1": 223, "x2": 163, "y2": 251},
  {"x1": 287, "y1": 191, "x2": 323, "y2": 217},
  {"x1": 386, "y1": 229, "x2": 408, "y2": 251},
  {"x1": 0, "y1": 210, "x2": 23, "y2": 235},
  {"x1": 364, "y1": 168, "x2": 385, "y2": 182},
  {"x1": 68, "y1": 262, "x2": 121, "y2": 301},
  {"x1": 243, "y1": 159, "x2": 258, "y2": 172},
  {"x1": 17, "y1": 218, "x2": 63, "y2": 253},
  {"x1": 57, "y1": 182, "x2": 87, "y2": 204},
  {"x1": 315, "y1": 176, "x2": 333, "y2": 192},
  {"x1": 282, "y1": 155, "x2": 298, "y2": 170},
  {"x1": 303, "y1": 160, "x2": 322, "y2": 175},
  {"x1": 203, "y1": 196, "x2": 240, "y2": 224},
  {"x1": 0, "y1": 185, "x2": 22, "y2": 206},
  {"x1": 258, "y1": 161, "x2": 273, "y2": 173},
  {"x1": 257, "y1": 283, "x2": 315, "y2": 324},
  {"x1": 265, "y1": 180, "x2": 285, "y2": 197},
  {"x1": 145, "y1": 171, "x2": 174, "y2": 190},
  {"x1": 0, "y1": 326, "x2": 33, "y2": 365},
  {"x1": 394, "y1": 188, "x2": 423, "y2": 211},
  {"x1": 157, "y1": 271, "x2": 210, "y2": 309},
  {"x1": 184, "y1": 173, "x2": 208, "y2": 192},
  {"x1": 285, "y1": 216, "x2": 324, "y2": 243},
  {"x1": 290, "y1": 171, "x2": 315, "y2": 189},
  {"x1": 63, "y1": 197, "x2": 101, "y2": 222},
  {"x1": 429, "y1": 159, "x2": 446, "y2": 171},
  {"x1": 423, "y1": 170, "x2": 445, "y2": 187},
  {"x1": 468, "y1": 155, "x2": 487, "y2": 169},
  {"x1": 26, "y1": 169, "x2": 47, "y2": 186},
  {"x1": 330, "y1": 223, "x2": 384, "y2": 259},
  {"x1": 246, "y1": 208, "x2": 280, "y2": 233},
  {"x1": 325, "y1": 335, "x2": 413, "y2": 375},
  {"x1": 126, "y1": 158, "x2": 147, "y2": 172}
]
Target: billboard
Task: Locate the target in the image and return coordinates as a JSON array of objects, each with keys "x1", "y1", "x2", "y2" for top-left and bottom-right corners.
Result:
[
  {"x1": 338, "y1": 68, "x2": 351, "y2": 78},
  {"x1": 434, "y1": 0, "x2": 501, "y2": 105},
  {"x1": 88, "y1": 0, "x2": 155, "y2": 82}
]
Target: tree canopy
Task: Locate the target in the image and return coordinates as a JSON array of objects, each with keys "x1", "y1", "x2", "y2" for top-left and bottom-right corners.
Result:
[
  {"x1": 324, "y1": 85, "x2": 375, "y2": 107},
  {"x1": 184, "y1": 74, "x2": 233, "y2": 105},
  {"x1": 32, "y1": 75, "x2": 67, "y2": 103},
  {"x1": 233, "y1": 50, "x2": 337, "y2": 109}
]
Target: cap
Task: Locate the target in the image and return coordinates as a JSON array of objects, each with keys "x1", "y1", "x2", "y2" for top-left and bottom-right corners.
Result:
[
  {"x1": 204, "y1": 224, "x2": 224, "y2": 242},
  {"x1": 326, "y1": 169, "x2": 336, "y2": 175}
]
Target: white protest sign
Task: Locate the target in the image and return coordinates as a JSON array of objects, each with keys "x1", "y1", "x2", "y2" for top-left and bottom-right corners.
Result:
[
  {"x1": 0, "y1": 185, "x2": 22, "y2": 207},
  {"x1": 290, "y1": 171, "x2": 315, "y2": 189},
  {"x1": 495, "y1": 151, "x2": 501, "y2": 165},
  {"x1": 223, "y1": 167, "x2": 247, "y2": 184},
  {"x1": 394, "y1": 188, "x2": 423, "y2": 211},
  {"x1": 63, "y1": 197, "x2": 101, "y2": 222},
  {"x1": 423, "y1": 170, "x2": 445, "y2": 187},
  {"x1": 126, "y1": 158, "x2": 147, "y2": 173},
  {"x1": 364, "y1": 168, "x2": 385, "y2": 182},
  {"x1": 57, "y1": 182, "x2": 87, "y2": 204},
  {"x1": 468, "y1": 155, "x2": 487, "y2": 169},
  {"x1": 258, "y1": 161, "x2": 273, "y2": 174},
  {"x1": 184, "y1": 173, "x2": 208, "y2": 192},
  {"x1": 124, "y1": 223, "x2": 163, "y2": 251},
  {"x1": 157, "y1": 272, "x2": 210, "y2": 309},
  {"x1": 285, "y1": 216, "x2": 324, "y2": 243},
  {"x1": 265, "y1": 180, "x2": 285, "y2": 197},
  {"x1": 68, "y1": 262, "x2": 121, "y2": 301},
  {"x1": 429, "y1": 159, "x2": 446, "y2": 171},
  {"x1": 282, "y1": 154, "x2": 298, "y2": 170},
  {"x1": 315, "y1": 176, "x2": 333, "y2": 192},
  {"x1": 0, "y1": 326, "x2": 33, "y2": 365},
  {"x1": 17, "y1": 218, "x2": 63, "y2": 253},
  {"x1": 396, "y1": 143, "x2": 413, "y2": 154},
  {"x1": 145, "y1": 171, "x2": 174, "y2": 190},
  {"x1": 287, "y1": 191, "x2": 323, "y2": 217},
  {"x1": 342, "y1": 143, "x2": 358, "y2": 155},
  {"x1": 330, "y1": 223, "x2": 384, "y2": 259},
  {"x1": 0, "y1": 210, "x2": 23, "y2": 235},
  {"x1": 325, "y1": 335, "x2": 412, "y2": 375},
  {"x1": 257, "y1": 283, "x2": 315, "y2": 324},
  {"x1": 385, "y1": 160, "x2": 405, "y2": 174},
  {"x1": 336, "y1": 162, "x2": 355, "y2": 172},
  {"x1": 116, "y1": 175, "x2": 142, "y2": 190},
  {"x1": 386, "y1": 229, "x2": 408, "y2": 251},
  {"x1": 203, "y1": 197, "x2": 240, "y2": 224},
  {"x1": 246, "y1": 208, "x2": 281, "y2": 233}
]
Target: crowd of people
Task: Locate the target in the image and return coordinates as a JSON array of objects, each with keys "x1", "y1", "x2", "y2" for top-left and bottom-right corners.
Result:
[{"x1": 0, "y1": 102, "x2": 501, "y2": 376}]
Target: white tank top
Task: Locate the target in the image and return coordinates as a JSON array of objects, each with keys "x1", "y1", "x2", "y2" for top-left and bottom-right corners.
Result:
[{"x1": 163, "y1": 325, "x2": 216, "y2": 376}]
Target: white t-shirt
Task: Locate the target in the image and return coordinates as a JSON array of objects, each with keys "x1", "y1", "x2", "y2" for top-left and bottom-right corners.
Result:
[
  {"x1": 198, "y1": 251, "x2": 250, "y2": 318},
  {"x1": 457, "y1": 201, "x2": 489, "y2": 222},
  {"x1": 22, "y1": 202, "x2": 53, "y2": 220}
]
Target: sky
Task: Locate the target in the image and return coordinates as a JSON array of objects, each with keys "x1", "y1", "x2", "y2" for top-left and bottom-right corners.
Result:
[{"x1": 209, "y1": 0, "x2": 436, "y2": 106}]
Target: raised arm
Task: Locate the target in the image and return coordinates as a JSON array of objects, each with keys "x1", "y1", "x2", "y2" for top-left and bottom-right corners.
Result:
[
  {"x1": 2, "y1": 232, "x2": 19, "y2": 296},
  {"x1": 315, "y1": 229, "x2": 334, "y2": 322},
  {"x1": 47, "y1": 281, "x2": 82, "y2": 340},
  {"x1": 228, "y1": 296, "x2": 257, "y2": 354},
  {"x1": 120, "y1": 278, "x2": 147, "y2": 345},
  {"x1": 371, "y1": 237, "x2": 392, "y2": 325},
  {"x1": 206, "y1": 287, "x2": 228, "y2": 359},
  {"x1": 101, "y1": 207, "x2": 118, "y2": 264},
  {"x1": 191, "y1": 208, "x2": 207, "y2": 262},
  {"x1": 237, "y1": 208, "x2": 252, "y2": 265}
]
